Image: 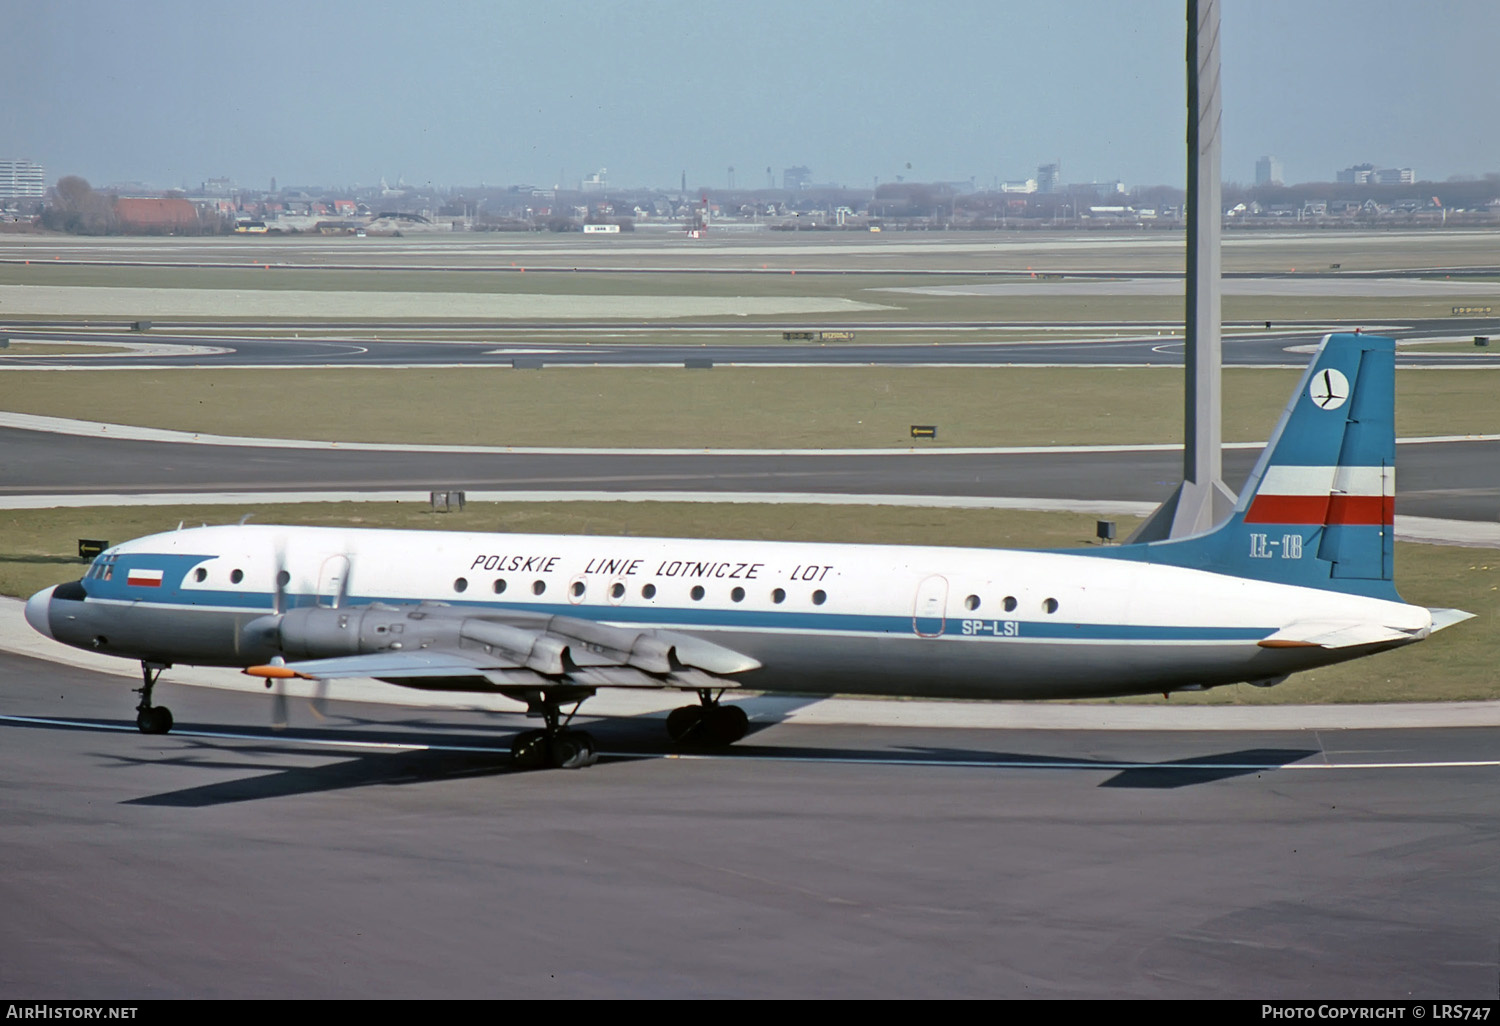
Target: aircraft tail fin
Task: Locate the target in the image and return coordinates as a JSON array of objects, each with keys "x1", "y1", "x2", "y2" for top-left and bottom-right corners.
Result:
[{"x1": 1111, "y1": 332, "x2": 1400, "y2": 599}]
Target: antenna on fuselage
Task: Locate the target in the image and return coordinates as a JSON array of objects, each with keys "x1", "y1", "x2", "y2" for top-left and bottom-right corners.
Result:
[{"x1": 1129, "y1": 0, "x2": 1237, "y2": 542}]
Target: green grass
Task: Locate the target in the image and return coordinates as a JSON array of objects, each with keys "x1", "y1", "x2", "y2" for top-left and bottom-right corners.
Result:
[
  {"x1": 3, "y1": 366, "x2": 1496, "y2": 448},
  {"x1": 0, "y1": 342, "x2": 131, "y2": 356},
  {"x1": 4, "y1": 501, "x2": 1492, "y2": 704}
]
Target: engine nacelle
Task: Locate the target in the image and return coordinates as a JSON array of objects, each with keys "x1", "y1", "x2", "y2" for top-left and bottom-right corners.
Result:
[{"x1": 272, "y1": 603, "x2": 464, "y2": 660}]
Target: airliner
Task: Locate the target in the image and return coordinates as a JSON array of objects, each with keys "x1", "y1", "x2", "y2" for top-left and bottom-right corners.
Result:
[{"x1": 24, "y1": 333, "x2": 1471, "y2": 769}]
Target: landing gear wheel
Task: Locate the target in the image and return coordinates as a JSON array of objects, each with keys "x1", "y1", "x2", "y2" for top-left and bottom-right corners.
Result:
[
  {"x1": 701, "y1": 704, "x2": 749, "y2": 746},
  {"x1": 511, "y1": 729, "x2": 550, "y2": 770},
  {"x1": 548, "y1": 730, "x2": 598, "y2": 770},
  {"x1": 136, "y1": 706, "x2": 173, "y2": 735},
  {"x1": 508, "y1": 689, "x2": 601, "y2": 770},
  {"x1": 512, "y1": 728, "x2": 598, "y2": 770},
  {"x1": 666, "y1": 701, "x2": 748, "y2": 746},
  {"x1": 666, "y1": 705, "x2": 705, "y2": 742}
]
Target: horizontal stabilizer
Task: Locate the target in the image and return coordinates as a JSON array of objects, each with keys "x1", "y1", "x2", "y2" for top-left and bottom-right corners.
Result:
[
  {"x1": 1257, "y1": 620, "x2": 1420, "y2": 650},
  {"x1": 1427, "y1": 608, "x2": 1476, "y2": 633}
]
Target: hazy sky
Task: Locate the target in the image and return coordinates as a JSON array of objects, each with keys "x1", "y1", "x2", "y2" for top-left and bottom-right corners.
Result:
[{"x1": 7, "y1": 0, "x2": 1499, "y2": 192}]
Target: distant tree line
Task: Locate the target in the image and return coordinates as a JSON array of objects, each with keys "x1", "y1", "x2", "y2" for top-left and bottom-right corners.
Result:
[{"x1": 40, "y1": 176, "x2": 117, "y2": 234}]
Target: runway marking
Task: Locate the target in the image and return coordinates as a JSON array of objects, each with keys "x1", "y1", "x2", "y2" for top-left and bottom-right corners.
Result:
[
  {"x1": 4, "y1": 410, "x2": 1496, "y2": 456},
  {"x1": 5, "y1": 714, "x2": 1498, "y2": 771}
]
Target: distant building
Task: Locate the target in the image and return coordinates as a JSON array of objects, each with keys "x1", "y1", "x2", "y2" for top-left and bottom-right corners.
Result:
[
  {"x1": 999, "y1": 179, "x2": 1037, "y2": 193},
  {"x1": 1255, "y1": 155, "x2": 1283, "y2": 186},
  {"x1": 1337, "y1": 162, "x2": 1414, "y2": 185},
  {"x1": 581, "y1": 168, "x2": 609, "y2": 193},
  {"x1": 782, "y1": 166, "x2": 812, "y2": 191},
  {"x1": 1036, "y1": 163, "x2": 1061, "y2": 194},
  {"x1": 0, "y1": 159, "x2": 46, "y2": 198},
  {"x1": 114, "y1": 197, "x2": 199, "y2": 230}
]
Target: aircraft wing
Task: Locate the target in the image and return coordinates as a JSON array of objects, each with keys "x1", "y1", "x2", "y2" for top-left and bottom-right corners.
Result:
[{"x1": 245, "y1": 609, "x2": 760, "y2": 692}]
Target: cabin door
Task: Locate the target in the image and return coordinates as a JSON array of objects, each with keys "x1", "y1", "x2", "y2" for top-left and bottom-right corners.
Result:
[{"x1": 912, "y1": 574, "x2": 949, "y2": 638}]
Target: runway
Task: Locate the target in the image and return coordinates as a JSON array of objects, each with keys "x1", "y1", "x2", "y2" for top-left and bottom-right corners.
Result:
[
  {"x1": 3, "y1": 424, "x2": 1497, "y2": 523},
  {"x1": 4, "y1": 318, "x2": 1500, "y2": 368},
  {"x1": 3, "y1": 650, "x2": 1497, "y2": 998}
]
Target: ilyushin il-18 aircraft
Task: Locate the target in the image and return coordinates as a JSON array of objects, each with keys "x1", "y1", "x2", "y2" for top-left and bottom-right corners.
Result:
[{"x1": 24, "y1": 333, "x2": 1472, "y2": 768}]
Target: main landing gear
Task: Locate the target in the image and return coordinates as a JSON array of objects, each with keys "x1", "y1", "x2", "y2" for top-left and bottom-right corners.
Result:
[
  {"x1": 666, "y1": 690, "x2": 749, "y2": 747},
  {"x1": 510, "y1": 689, "x2": 598, "y2": 770},
  {"x1": 134, "y1": 661, "x2": 174, "y2": 735}
]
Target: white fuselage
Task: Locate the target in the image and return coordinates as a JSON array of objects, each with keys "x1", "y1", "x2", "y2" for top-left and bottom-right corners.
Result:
[{"x1": 45, "y1": 524, "x2": 1432, "y2": 701}]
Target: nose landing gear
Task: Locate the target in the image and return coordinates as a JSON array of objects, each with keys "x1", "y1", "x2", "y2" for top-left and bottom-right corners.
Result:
[{"x1": 134, "y1": 661, "x2": 174, "y2": 735}]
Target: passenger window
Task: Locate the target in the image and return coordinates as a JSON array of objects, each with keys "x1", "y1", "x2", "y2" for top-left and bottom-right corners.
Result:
[
  {"x1": 454, "y1": 578, "x2": 468, "y2": 593},
  {"x1": 532, "y1": 580, "x2": 546, "y2": 595},
  {"x1": 964, "y1": 595, "x2": 980, "y2": 611},
  {"x1": 1043, "y1": 598, "x2": 1059, "y2": 614},
  {"x1": 812, "y1": 590, "x2": 827, "y2": 605},
  {"x1": 493, "y1": 579, "x2": 507, "y2": 594},
  {"x1": 1003, "y1": 596, "x2": 1017, "y2": 612}
]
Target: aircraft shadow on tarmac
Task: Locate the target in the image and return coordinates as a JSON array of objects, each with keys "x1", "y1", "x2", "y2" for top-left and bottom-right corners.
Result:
[
  {"x1": 108, "y1": 741, "x2": 1316, "y2": 806},
  {"x1": 2, "y1": 711, "x2": 1317, "y2": 806}
]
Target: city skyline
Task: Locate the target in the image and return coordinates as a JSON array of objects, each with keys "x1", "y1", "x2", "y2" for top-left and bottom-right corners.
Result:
[{"x1": 6, "y1": 0, "x2": 1499, "y2": 194}]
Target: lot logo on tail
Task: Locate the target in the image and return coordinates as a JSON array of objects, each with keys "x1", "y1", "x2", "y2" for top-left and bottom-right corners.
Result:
[{"x1": 1309, "y1": 368, "x2": 1349, "y2": 410}]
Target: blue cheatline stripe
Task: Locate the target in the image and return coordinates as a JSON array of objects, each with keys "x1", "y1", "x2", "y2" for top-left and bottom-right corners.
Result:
[{"x1": 95, "y1": 583, "x2": 1272, "y2": 644}]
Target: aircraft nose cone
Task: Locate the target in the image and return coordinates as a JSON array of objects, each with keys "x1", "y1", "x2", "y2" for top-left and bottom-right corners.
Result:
[{"x1": 24, "y1": 585, "x2": 56, "y2": 640}]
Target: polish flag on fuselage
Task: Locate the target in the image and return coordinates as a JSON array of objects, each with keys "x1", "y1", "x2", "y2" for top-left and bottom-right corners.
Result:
[{"x1": 126, "y1": 568, "x2": 164, "y2": 588}]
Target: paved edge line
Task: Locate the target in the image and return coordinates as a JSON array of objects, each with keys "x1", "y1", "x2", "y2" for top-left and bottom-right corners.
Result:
[{"x1": 2, "y1": 411, "x2": 1497, "y2": 456}]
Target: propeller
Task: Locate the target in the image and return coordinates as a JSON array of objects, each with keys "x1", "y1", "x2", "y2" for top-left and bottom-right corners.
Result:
[
  {"x1": 272, "y1": 536, "x2": 290, "y2": 615},
  {"x1": 271, "y1": 678, "x2": 290, "y2": 731},
  {"x1": 268, "y1": 536, "x2": 292, "y2": 730},
  {"x1": 309, "y1": 678, "x2": 330, "y2": 720},
  {"x1": 263, "y1": 539, "x2": 344, "y2": 729}
]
